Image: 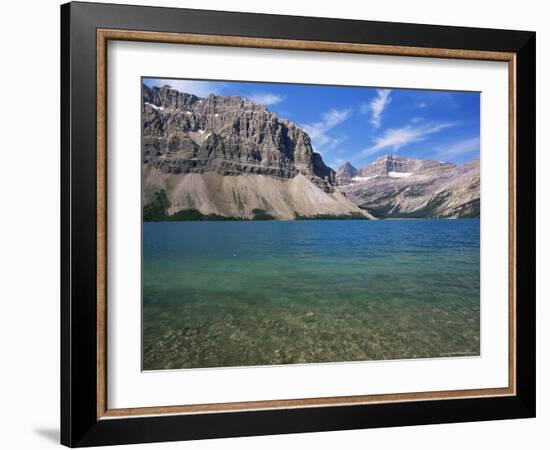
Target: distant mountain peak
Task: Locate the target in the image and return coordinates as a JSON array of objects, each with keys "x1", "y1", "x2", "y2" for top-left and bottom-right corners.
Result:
[
  {"x1": 335, "y1": 155, "x2": 460, "y2": 187},
  {"x1": 374, "y1": 154, "x2": 392, "y2": 161},
  {"x1": 341, "y1": 158, "x2": 480, "y2": 219},
  {"x1": 336, "y1": 162, "x2": 358, "y2": 180}
]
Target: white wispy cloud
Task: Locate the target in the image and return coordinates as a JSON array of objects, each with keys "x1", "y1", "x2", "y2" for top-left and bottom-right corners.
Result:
[
  {"x1": 144, "y1": 79, "x2": 223, "y2": 97},
  {"x1": 361, "y1": 89, "x2": 392, "y2": 128},
  {"x1": 362, "y1": 121, "x2": 454, "y2": 157},
  {"x1": 435, "y1": 137, "x2": 480, "y2": 161},
  {"x1": 248, "y1": 93, "x2": 284, "y2": 106},
  {"x1": 416, "y1": 92, "x2": 460, "y2": 111},
  {"x1": 303, "y1": 108, "x2": 351, "y2": 152}
]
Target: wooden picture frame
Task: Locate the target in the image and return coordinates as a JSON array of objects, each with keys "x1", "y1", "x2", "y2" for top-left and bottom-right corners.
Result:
[{"x1": 61, "y1": 2, "x2": 535, "y2": 447}]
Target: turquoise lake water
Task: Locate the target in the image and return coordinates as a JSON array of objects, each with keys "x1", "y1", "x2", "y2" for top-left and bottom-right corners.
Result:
[{"x1": 143, "y1": 220, "x2": 480, "y2": 370}]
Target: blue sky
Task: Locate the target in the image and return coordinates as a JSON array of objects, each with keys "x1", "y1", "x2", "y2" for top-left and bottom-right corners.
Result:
[{"x1": 144, "y1": 77, "x2": 480, "y2": 170}]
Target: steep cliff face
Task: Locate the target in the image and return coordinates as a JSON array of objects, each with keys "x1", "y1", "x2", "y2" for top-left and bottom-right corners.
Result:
[
  {"x1": 337, "y1": 156, "x2": 480, "y2": 218},
  {"x1": 142, "y1": 84, "x2": 369, "y2": 220},
  {"x1": 143, "y1": 85, "x2": 335, "y2": 187}
]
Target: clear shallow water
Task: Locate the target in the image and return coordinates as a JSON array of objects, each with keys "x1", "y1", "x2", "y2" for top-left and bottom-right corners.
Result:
[{"x1": 143, "y1": 220, "x2": 480, "y2": 370}]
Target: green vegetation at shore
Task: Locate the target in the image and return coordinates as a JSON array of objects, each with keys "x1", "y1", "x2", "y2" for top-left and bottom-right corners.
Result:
[
  {"x1": 143, "y1": 190, "x2": 238, "y2": 222},
  {"x1": 143, "y1": 190, "x2": 171, "y2": 221},
  {"x1": 251, "y1": 209, "x2": 276, "y2": 221},
  {"x1": 168, "y1": 209, "x2": 241, "y2": 221}
]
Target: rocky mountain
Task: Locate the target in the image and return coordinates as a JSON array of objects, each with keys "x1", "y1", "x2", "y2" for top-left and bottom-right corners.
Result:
[
  {"x1": 335, "y1": 162, "x2": 358, "y2": 185},
  {"x1": 337, "y1": 156, "x2": 480, "y2": 218},
  {"x1": 335, "y1": 156, "x2": 457, "y2": 185},
  {"x1": 143, "y1": 84, "x2": 370, "y2": 220}
]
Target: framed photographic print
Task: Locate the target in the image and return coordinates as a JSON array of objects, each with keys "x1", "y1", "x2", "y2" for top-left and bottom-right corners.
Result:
[{"x1": 61, "y1": 2, "x2": 536, "y2": 447}]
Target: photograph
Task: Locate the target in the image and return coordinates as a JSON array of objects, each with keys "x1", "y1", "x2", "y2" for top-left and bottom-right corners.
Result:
[{"x1": 142, "y1": 78, "x2": 481, "y2": 370}]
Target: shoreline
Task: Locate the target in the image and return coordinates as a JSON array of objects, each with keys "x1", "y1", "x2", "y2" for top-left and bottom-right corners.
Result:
[{"x1": 144, "y1": 217, "x2": 481, "y2": 223}]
